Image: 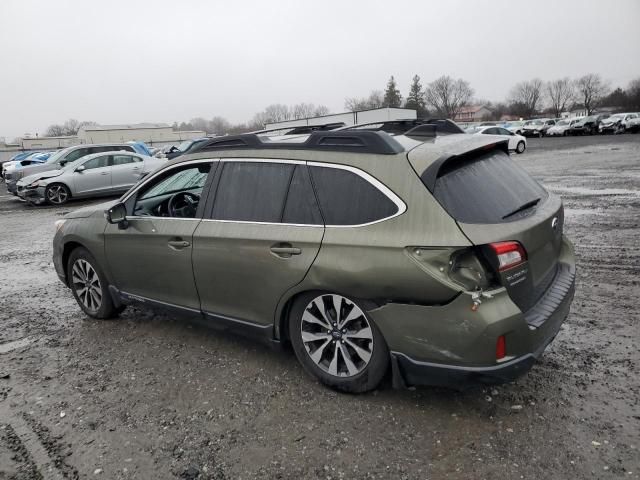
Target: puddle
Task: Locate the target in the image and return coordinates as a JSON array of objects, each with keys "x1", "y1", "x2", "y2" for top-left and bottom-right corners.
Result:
[
  {"x1": 0, "y1": 337, "x2": 33, "y2": 354},
  {"x1": 549, "y1": 186, "x2": 640, "y2": 197}
]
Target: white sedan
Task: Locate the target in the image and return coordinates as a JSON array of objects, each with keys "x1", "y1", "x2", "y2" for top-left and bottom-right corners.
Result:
[{"x1": 466, "y1": 126, "x2": 527, "y2": 154}]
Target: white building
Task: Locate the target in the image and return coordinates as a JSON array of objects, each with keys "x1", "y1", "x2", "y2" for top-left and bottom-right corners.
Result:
[
  {"x1": 264, "y1": 107, "x2": 417, "y2": 130},
  {"x1": 77, "y1": 123, "x2": 205, "y2": 146}
]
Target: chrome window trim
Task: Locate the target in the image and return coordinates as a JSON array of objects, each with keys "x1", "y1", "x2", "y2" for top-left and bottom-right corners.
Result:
[
  {"x1": 206, "y1": 158, "x2": 406, "y2": 228},
  {"x1": 306, "y1": 161, "x2": 407, "y2": 227},
  {"x1": 122, "y1": 157, "x2": 406, "y2": 228}
]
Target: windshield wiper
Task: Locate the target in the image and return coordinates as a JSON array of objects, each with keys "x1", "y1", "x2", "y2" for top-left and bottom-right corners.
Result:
[{"x1": 502, "y1": 198, "x2": 541, "y2": 220}]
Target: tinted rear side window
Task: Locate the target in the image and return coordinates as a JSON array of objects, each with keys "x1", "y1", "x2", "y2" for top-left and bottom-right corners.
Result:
[
  {"x1": 212, "y1": 162, "x2": 294, "y2": 222},
  {"x1": 282, "y1": 165, "x2": 323, "y2": 225},
  {"x1": 309, "y1": 166, "x2": 398, "y2": 225},
  {"x1": 433, "y1": 151, "x2": 548, "y2": 224}
]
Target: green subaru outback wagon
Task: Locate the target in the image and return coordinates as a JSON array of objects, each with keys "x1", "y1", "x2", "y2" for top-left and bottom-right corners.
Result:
[{"x1": 53, "y1": 122, "x2": 575, "y2": 393}]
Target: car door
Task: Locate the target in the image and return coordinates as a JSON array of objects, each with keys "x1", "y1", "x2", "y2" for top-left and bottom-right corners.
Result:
[
  {"x1": 104, "y1": 160, "x2": 215, "y2": 310},
  {"x1": 110, "y1": 154, "x2": 143, "y2": 191},
  {"x1": 192, "y1": 160, "x2": 324, "y2": 328},
  {"x1": 73, "y1": 155, "x2": 112, "y2": 196},
  {"x1": 497, "y1": 127, "x2": 517, "y2": 149}
]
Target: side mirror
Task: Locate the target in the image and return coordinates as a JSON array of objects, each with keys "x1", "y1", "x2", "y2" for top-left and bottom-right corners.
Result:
[
  {"x1": 105, "y1": 203, "x2": 128, "y2": 228},
  {"x1": 75, "y1": 165, "x2": 85, "y2": 173}
]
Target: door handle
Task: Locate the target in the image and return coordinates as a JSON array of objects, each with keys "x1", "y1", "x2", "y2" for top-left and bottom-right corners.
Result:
[
  {"x1": 168, "y1": 239, "x2": 191, "y2": 250},
  {"x1": 270, "y1": 243, "x2": 301, "y2": 258},
  {"x1": 100, "y1": 172, "x2": 109, "y2": 175}
]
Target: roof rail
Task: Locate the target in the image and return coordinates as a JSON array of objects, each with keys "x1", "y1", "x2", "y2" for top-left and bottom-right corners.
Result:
[
  {"x1": 191, "y1": 130, "x2": 404, "y2": 155},
  {"x1": 250, "y1": 122, "x2": 346, "y2": 136},
  {"x1": 340, "y1": 118, "x2": 465, "y2": 136}
]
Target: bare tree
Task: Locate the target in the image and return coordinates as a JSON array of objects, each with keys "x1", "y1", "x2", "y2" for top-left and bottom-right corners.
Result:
[
  {"x1": 424, "y1": 76, "x2": 474, "y2": 119},
  {"x1": 263, "y1": 104, "x2": 292, "y2": 123},
  {"x1": 189, "y1": 117, "x2": 210, "y2": 133},
  {"x1": 45, "y1": 124, "x2": 66, "y2": 136},
  {"x1": 344, "y1": 90, "x2": 384, "y2": 112},
  {"x1": 292, "y1": 103, "x2": 316, "y2": 119},
  {"x1": 575, "y1": 74, "x2": 609, "y2": 115},
  {"x1": 547, "y1": 78, "x2": 575, "y2": 118},
  {"x1": 508, "y1": 79, "x2": 544, "y2": 118},
  {"x1": 313, "y1": 105, "x2": 330, "y2": 117},
  {"x1": 209, "y1": 116, "x2": 231, "y2": 135},
  {"x1": 45, "y1": 119, "x2": 97, "y2": 136}
]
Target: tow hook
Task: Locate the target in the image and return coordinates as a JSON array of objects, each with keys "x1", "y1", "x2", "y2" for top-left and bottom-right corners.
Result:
[{"x1": 471, "y1": 289, "x2": 493, "y2": 312}]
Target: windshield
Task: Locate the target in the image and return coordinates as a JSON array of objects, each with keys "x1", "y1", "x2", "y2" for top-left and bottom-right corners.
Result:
[
  {"x1": 45, "y1": 148, "x2": 70, "y2": 164},
  {"x1": 557, "y1": 120, "x2": 569, "y2": 126},
  {"x1": 177, "y1": 140, "x2": 194, "y2": 152},
  {"x1": 609, "y1": 114, "x2": 624, "y2": 120},
  {"x1": 529, "y1": 120, "x2": 544, "y2": 126}
]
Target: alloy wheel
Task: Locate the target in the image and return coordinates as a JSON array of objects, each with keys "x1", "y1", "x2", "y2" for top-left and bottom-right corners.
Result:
[
  {"x1": 71, "y1": 259, "x2": 102, "y2": 312},
  {"x1": 300, "y1": 294, "x2": 373, "y2": 378},
  {"x1": 47, "y1": 185, "x2": 68, "y2": 204}
]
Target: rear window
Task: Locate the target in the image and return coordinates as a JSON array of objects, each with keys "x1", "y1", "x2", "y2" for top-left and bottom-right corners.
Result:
[{"x1": 432, "y1": 150, "x2": 548, "y2": 224}]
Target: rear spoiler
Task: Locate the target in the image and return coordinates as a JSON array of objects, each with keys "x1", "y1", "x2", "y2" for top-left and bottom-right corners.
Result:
[{"x1": 419, "y1": 140, "x2": 509, "y2": 192}]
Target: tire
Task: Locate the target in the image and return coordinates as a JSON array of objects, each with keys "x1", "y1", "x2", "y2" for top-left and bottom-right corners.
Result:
[
  {"x1": 516, "y1": 141, "x2": 526, "y2": 154},
  {"x1": 45, "y1": 183, "x2": 71, "y2": 205},
  {"x1": 289, "y1": 292, "x2": 389, "y2": 393},
  {"x1": 67, "y1": 247, "x2": 124, "y2": 319}
]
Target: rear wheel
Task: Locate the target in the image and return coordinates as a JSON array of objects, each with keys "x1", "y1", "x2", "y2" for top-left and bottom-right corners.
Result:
[
  {"x1": 289, "y1": 292, "x2": 389, "y2": 393},
  {"x1": 516, "y1": 141, "x2": 526, "y2": 154},
  {"x1": 67, "y1": 247, "x2": 124, "y2": 319},
  {"x1": 45, "y1": 183, "x2": 70, "y2": 205}
]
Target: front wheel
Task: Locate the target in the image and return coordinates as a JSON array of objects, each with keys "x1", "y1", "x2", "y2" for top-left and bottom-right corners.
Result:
[
  {"x1": 45, "y1": 183, "x2": 70, "y2": 205},
  {"x1": 67, "y1": 247, "x2": 124, "y2": 319},
  {"x1": 516, "y1": 141, "x2": 526, "y2": 154},
  {"x1": 289, "y1": 292, "x2": 389, "y2": 393}
]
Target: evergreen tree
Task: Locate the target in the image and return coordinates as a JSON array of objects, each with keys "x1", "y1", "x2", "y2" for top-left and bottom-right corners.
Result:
[
  {"x1": 383, "y1": 76, "x2": 402, "y2": 108},
  {"x1": 404, "y1": 75, "x2": 426, "y2": 116}
]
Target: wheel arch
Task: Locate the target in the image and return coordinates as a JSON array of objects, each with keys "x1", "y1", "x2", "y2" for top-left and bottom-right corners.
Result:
[
  {"x1": 275, "y1": 288, "x2": 381, "y2": 344},
  {"x1": 61, "y1": 240, "x2": 86, "y2": 286}
]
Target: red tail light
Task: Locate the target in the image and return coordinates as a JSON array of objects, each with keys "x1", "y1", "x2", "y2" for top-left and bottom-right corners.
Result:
[
  {"x1": 496, "y1": 335, "x2": 506, "y2": 360},
  {"x1": 489, "y1": 241, "x2": 527, "y2": 271}
]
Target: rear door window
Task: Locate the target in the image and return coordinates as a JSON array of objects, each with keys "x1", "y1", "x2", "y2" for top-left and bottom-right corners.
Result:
[
  {"x1": 112, "y1": 155, "x2": 140, "y2": 166},
  {"x1": 309, "y1": 166, "x2": 398, "y2": 226},
  {"x1": 432, "y1": 150, "x2": 548, "y2": 224},
  {"x1": 211, "y1": 162, "x2": 295, "y2": 223}
]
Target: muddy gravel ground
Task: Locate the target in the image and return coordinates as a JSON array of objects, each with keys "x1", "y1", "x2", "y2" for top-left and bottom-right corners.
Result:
[{"x1": 1, "y1": 135, "x2": 638, "y2": 480}]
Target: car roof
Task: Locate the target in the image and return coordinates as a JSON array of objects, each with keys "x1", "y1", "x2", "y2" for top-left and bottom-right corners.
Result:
[{"x1": 75, "y1": 150, "x2": 146, "y2": 162}]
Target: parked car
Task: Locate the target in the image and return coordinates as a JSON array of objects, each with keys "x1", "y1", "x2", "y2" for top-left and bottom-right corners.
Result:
[
  {"x1": 165, "y1": 138, "x2": 210, "y2": 160},
  {"x1": 2, "y1": 151, "x2": 48, "y2": 178},
  {"x1": 467, "y1": 126, "x2": 527, "y2": 153},
  {"x1": 503, "y1": 121, "x2": 525, "y2": 135},
  {"x1": 53, "y1": 127, "x2": 575, "y2": 393},
  {"x1": 546, "y1": 118, "x2": 581, "y2": 136},
  {"x1": 3, "y1": 151, "x2": 47, "y2": 175},
  {"x1": 599, "y1": 113, "x2": 638, "y2": 134},
  {"x1": 522, "y1": 119, "x2": 555, "y2": 137},
  {"x1": 569, "y1": 115, "x2": 605, "y2": 135},
  {"x1": 4, "y1": 143, "x2": 139, "y2": 195},
  {"x1": 17, "y1": 151, "x2": 165, "y2": 205},
  {"x1": 626, "y1": 114, "x2": 640, "y2": 133}
]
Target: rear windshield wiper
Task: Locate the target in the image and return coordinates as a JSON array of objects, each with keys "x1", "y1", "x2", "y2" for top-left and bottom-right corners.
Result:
[{"x1": 502, "y1": 198, "x2": 541, "y2": 220}]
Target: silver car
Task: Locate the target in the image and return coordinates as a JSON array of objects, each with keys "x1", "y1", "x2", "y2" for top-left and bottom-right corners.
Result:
[{"x1": 17, "y1": 151, "x2": 166, "y2": 205}]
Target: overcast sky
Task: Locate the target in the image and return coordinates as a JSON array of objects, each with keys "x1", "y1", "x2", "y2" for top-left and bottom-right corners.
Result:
[{"x1": 1, "y1": 0, "x2": 639, "y2": 138}]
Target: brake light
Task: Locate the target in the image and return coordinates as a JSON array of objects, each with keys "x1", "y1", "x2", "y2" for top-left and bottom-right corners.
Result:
[
  {"x1": 489, "y1": 241, "x2": 527, "y2": 271},
  {"x1": 496, "y1": 335, "x2": 506, "y2": 360}
]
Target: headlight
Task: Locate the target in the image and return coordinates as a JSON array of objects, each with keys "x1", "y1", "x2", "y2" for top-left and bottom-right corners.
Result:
[
  {"x1": 28, "y1": 180, "x2": 46, "y2": 188},
  {"x1": 55, "y1": 219, "x2": 66, "y2": 232}
]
